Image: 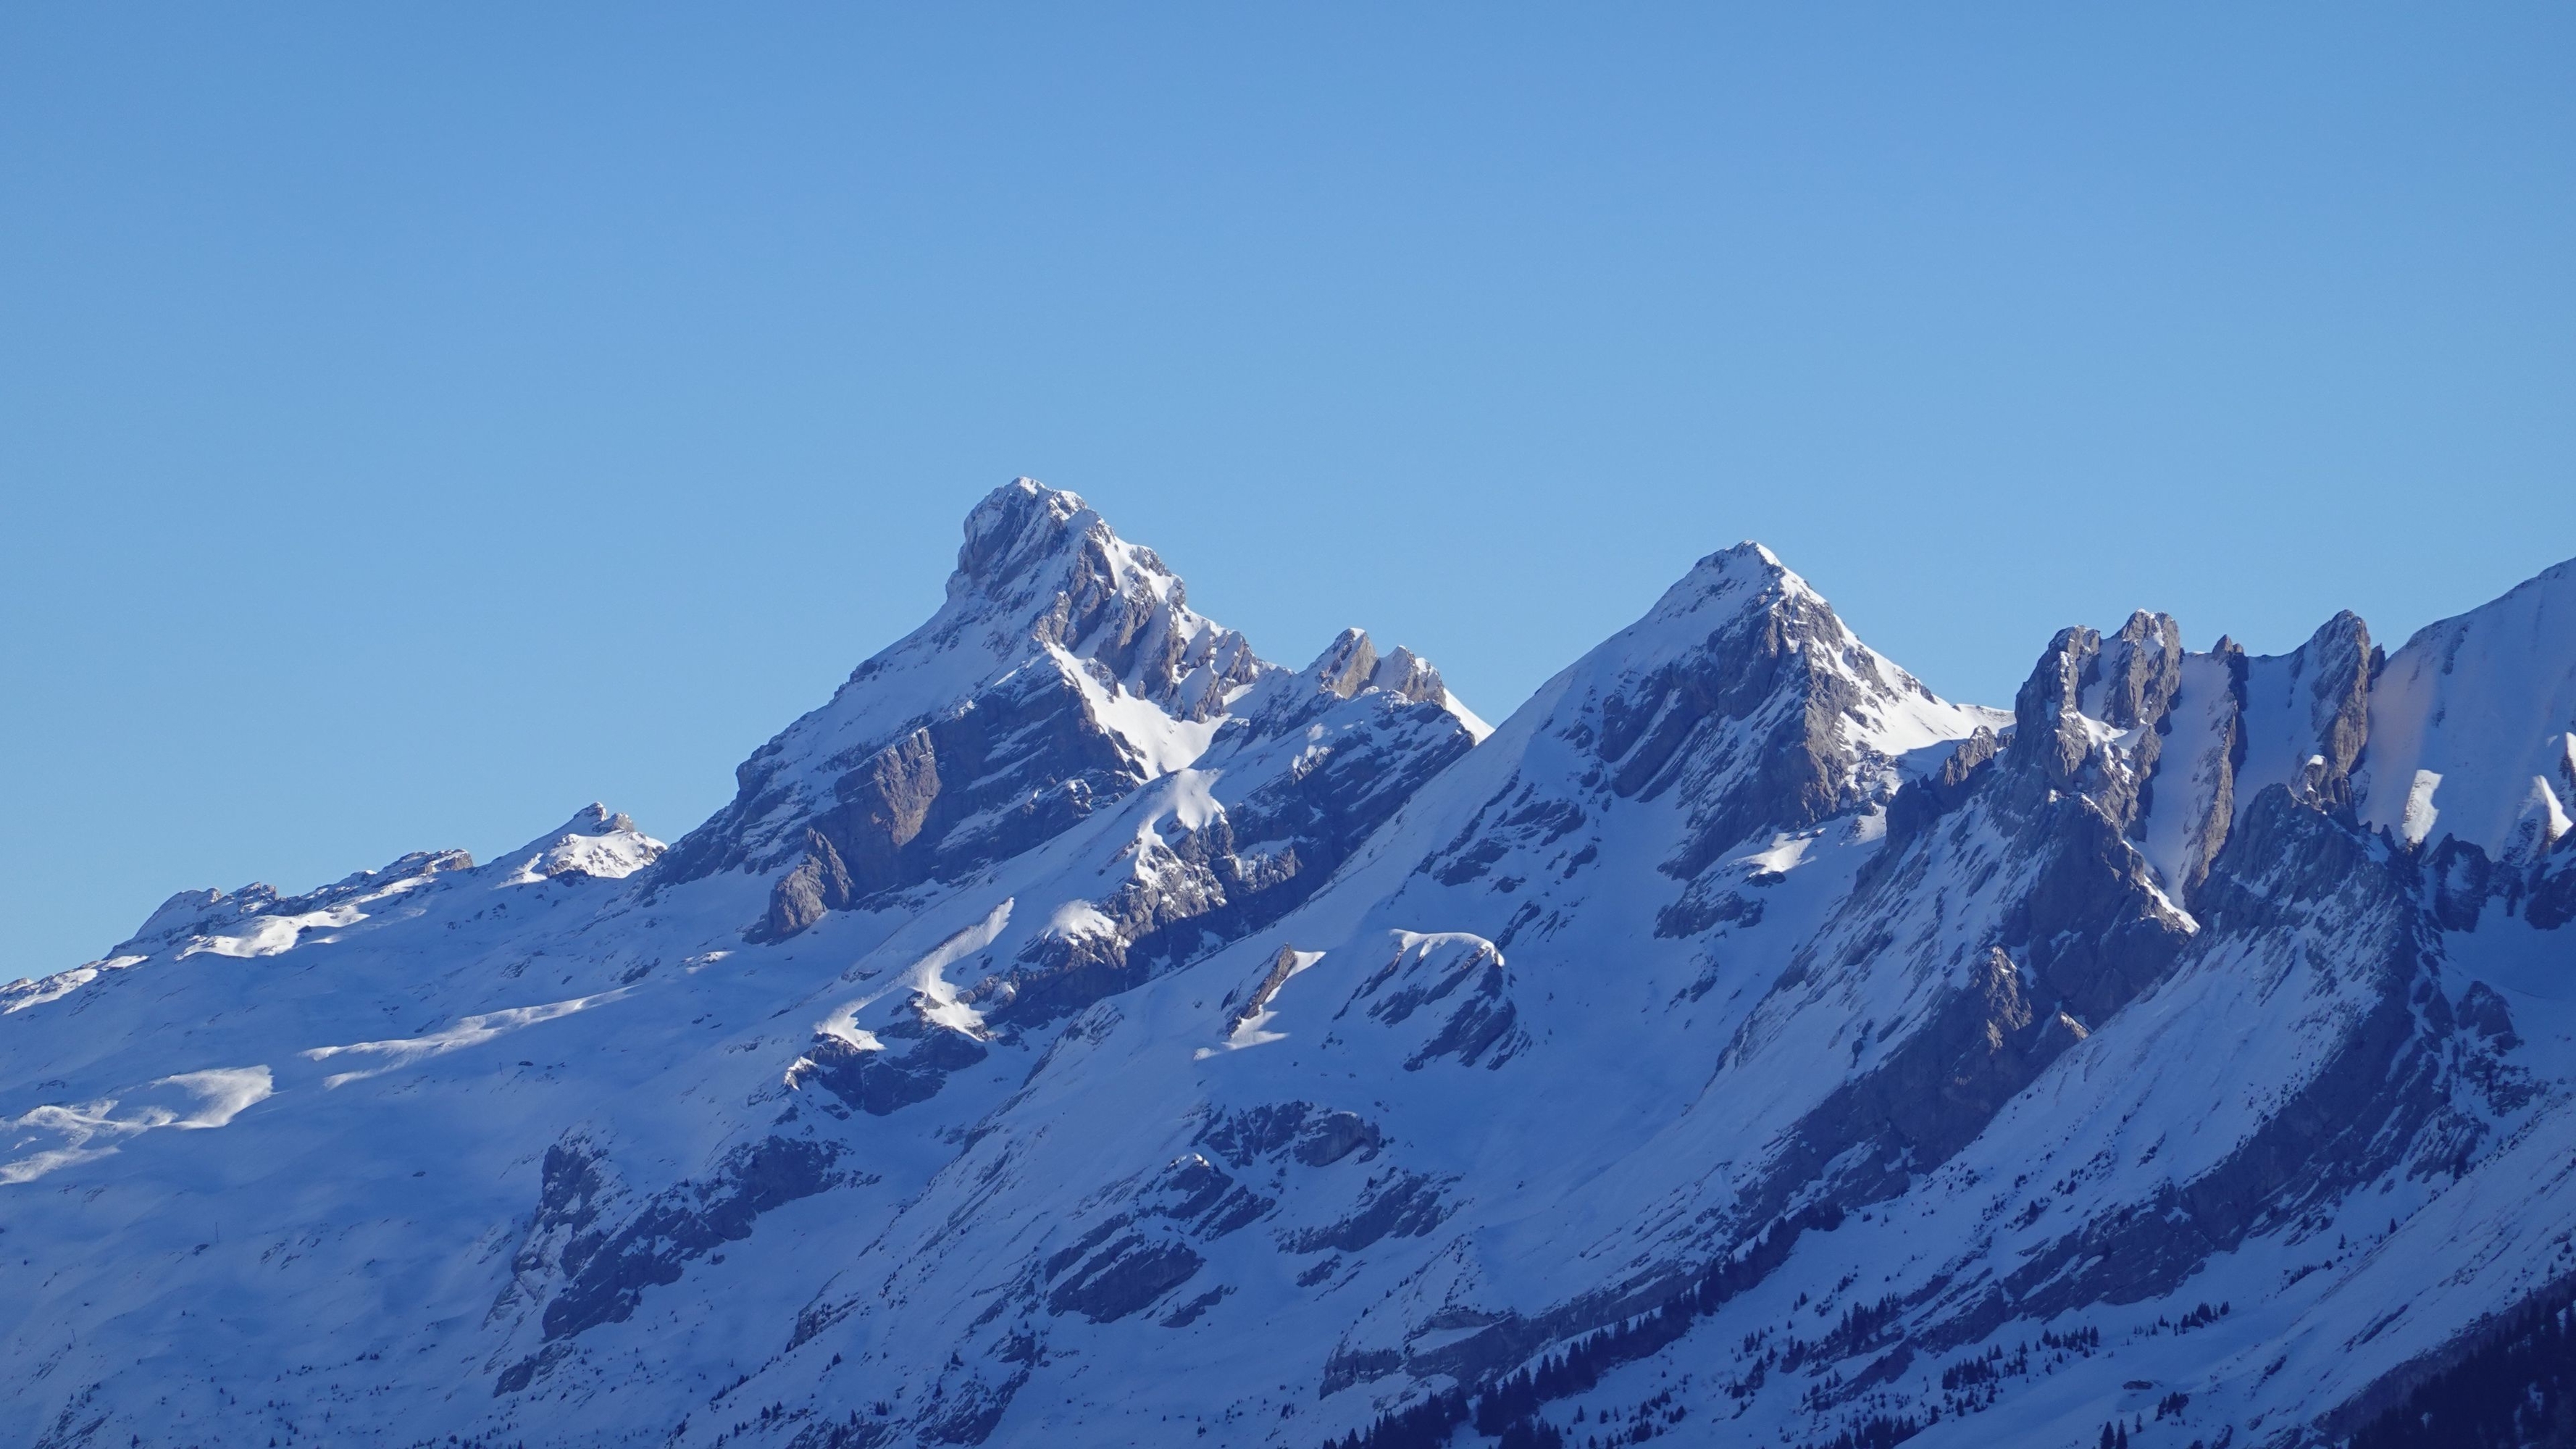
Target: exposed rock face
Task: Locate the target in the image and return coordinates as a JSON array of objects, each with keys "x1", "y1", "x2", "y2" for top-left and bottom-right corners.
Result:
[
  {"x1": 674, "y1": 482, "x2": 1481, "y2": 984},
  {"x1": 1775, "y1": 947, "x2": 2088, "y2": 1200},
  {"x1": 2012, "y1": 625, "x2": 2103, "y2": 790},
  {"x1": 1994, "y1": 604, "x2": 2385, "y2": 916},
  {"x1": 1960, "y1": 788, "x2": 2455, "y2": 1332},
  {"x1": 2096, "y1": 610, "x2": 2185, "y2": 732},
  {"x1": 1345, "y1": 933, "x2": 1526, "y2": 1071},
  {"x1": 967, "y1": 646, "x2": 1478, "y2": 1030},
  {"x1": 2162, "y1": 636, "x2": 2244, "y2": 901},
  {"x1": 740, "y1": 661, "x2": 1140, "y2": 937},
  {"x1": 1199, "y1": 1101, "x2": 1385, "y2": 1169},
  {"x1": 793, "y1": 1025, "x2": 990, "y2": 1116},
  {"x1": 2007, "y1": 610, "x2": 2184, "y2": 833},
  {"x1": 9, "y1": 492, "x2": 2576, "y2": 1449},
  {"x1": 1705, "y1": 652, "x2": 2198, "y2": 1245},
  {"x1": 493, "y1": 1133, "x2": 856, "y2": 1395},
  {"x1": 658, "y1": 479, "x2": 1274, "y2": 901},
  {"x1": 2296, "y1": 610, "x2": 2378, "y2": 809},
  {"x1": 1883, "y1": 724, "x2": 1998, "y2": 842},
  {"x1": 2527, "y1": 845, "x2": 2576, "y2": 929},
  {"x1": 1590, "y1": 544, "x2": 1963, "y2": 878},
  {"x1": 950, "y1": 482, "x2": 1263, "y2": 719}
]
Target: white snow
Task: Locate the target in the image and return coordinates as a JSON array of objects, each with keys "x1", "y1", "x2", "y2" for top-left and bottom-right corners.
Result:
[
  {"x1": 303, "y1": 989, "x2": 633, "y2": 1087},
  {"x1": 2361, "y1": 557, "x2": 2576, "y2": 854},
  {"x1": 180, "y1": 901, "x2": 368, "y2": 958},
  {"x1": 1, "y1": 1066, "x2": 273, "y2": 1185},
  {"x1": 2138, "y1": 651, "x2": 2237, "y2": 895},
  {"x1": 2400, "y1": 768, "x2": 2445, "y2": 847},
  {"x1": 819, "y1": 898, "x2": 1015, "y2": 1044},
  {"x1": 2, "y1": 953, "x2": 146, "y2": 1014},
  {"x1": 2514, "y1": 774, "x2": 2572, "y2": 855},
  {"x1": 1055, "y1": 643, "x2": 1228, "y2": 777}
]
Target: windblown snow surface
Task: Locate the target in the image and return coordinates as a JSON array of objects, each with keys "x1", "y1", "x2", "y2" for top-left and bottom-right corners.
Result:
[{"x1": 5, "y1": 480, "x2": 2572, "y2": 1449}]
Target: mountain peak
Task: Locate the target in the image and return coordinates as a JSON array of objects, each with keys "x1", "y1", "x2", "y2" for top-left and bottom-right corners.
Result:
[
  {"x1": 929, "y1": 478, "x2": 1230, "y2": 699},
  {"x1": 498, "y1": 804, "x2": 664, "y2": 883},
  {"x1": 1631, "y1": 539, "x2": 1821, "y2": 633},
  {"x1": 1492, "y1": 538, "x2": 1996, "y2": 881},
  {"x1": 950, "y1": 477, "x2": 1119, "y2": 602},
  {"x1": 1685, "y1": 538, "x2": 1794, "y2": 588}
]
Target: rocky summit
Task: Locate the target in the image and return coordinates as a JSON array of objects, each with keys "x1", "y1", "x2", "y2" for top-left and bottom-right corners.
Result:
[{"x1": 7, "y1": 478, "x2": 2575, "y2": 1449}]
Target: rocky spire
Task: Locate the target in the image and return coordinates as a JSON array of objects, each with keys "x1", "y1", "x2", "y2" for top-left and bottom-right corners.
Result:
[
  {"x1": 1305, "y1": 627, "x2": 1451, "y2": 708},
  {"x1": 932, "y1": 477, "x2": 1265, "y2": 721},
  {"x1": 2011, "y1": 625, "x2": 2103, "y2": 792},
  {"x1": 2006, "y1": 611, "x2": 2185, "y2": 835}
]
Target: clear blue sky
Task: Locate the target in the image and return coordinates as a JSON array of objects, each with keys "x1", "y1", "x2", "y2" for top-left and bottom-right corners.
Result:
[{"x1": 4, "y1": 6, "x2": 2571, "y2": 976}]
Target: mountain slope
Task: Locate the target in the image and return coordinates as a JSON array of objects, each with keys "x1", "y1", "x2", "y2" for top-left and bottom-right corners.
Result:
[{"x1": 4, "y1": 485, "x2": 2572, "y2": 1449}]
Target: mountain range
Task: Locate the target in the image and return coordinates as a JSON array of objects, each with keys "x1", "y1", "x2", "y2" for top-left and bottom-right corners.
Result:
[{"x1": 8, "y1": 478, "x2": 2575, "y2": 1449}]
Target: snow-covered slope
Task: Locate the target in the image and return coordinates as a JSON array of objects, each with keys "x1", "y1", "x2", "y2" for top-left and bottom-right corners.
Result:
[
  {"x1": 5, "y1": 485, "x2": 2571, "y2": 1449},
  {"x1": 2357, "y1": 559, "x2": 2576, "y2": 860}
]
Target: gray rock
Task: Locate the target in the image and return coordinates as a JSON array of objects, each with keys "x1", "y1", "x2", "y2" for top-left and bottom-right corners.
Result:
[
  {"x1": 1281, "y1": 1170, "x2": 1452, "y2": 1254},
  {"x1": 979, "y1": 685, "x2": 1474, "y2": 1026},
  {"x1": 2010, "y1": 626, "x2": 2102, "y2": 791},
  {"x1": 1044, "y1": 1236, "x2": 1205, "y2": 1323},
  {"x1": 2097, "y1": 610, "x2": 2184, "y2": 732},
  {"x1": 1883, "y1": 726, "x2": 2000, "y2": 843},
  {"x1": 2422, "y1": 835, "x2": 2495, "y2": 931},
  {"x1": 798, "y1": 1026, "x2": 990, "y2": 1116},
  {"x1": 495, "y1": 1134, "x2": 852, "y2": 1395},
  {"x1": 1198, "y1": 1102, "x2": 1385, "y2": 1169},
  {"x1": 2168, "y1": 635, "x2": 2247, "y2": 903},
  {"x1": 1988, "y1": 790, "x2": 2451, "y2": 1325},
  {"x1": 1309, "y1": 627, "x2": 1380, "y2": 700},
  {"x1": 2527, "y1": 849, "x2": 2576, "y2": 929},
  {"x1": 1586, "y1": 548, "x2": 1934, "y2": 879}
]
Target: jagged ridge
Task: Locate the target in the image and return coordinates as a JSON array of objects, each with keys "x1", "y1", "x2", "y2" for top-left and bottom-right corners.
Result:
[{"x1": 2, "y1": 483, "x2": 2573, "y2": 1449}]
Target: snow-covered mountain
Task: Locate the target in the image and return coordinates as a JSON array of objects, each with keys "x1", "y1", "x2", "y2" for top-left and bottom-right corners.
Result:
[{"x1": 7, "y1": 480, "x2": 2572, "y2": 1449}]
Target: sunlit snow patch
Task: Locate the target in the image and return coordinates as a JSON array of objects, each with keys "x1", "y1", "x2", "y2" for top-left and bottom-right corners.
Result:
[
  {"x1": 811, "y1": 898, "x2": 1014, "y2": 1051},
  {"x1": 1052, "y1": 644, "x2": 1225, "y2": 776},
  {"x1": 180, "y1": 902, "x2": 370, "y2": 959},
  {"x1": 2, "y1": 954, "x2": 148, "y2": 1014},
  {"x1": 302, "y1": 988, "x2": 634, "y2": 1087},
  {"x1": 1734, "y1": 832, "x2": 1818, "y2": 876},
  {"x1": 1159, "y1": 769, "x2": 1224, "y2": 832},
  {"x1": 2512, "y1": 774, "x2": 2572, "y2": 856},
  {"x1": 1045, "y1": 899, "x2": 1118, "y2": 940},
  {"x1": 2400, "y1": 769, "x2": 2444, "y2": 847},
  {"x1": 1, "y1": 1066, "x2": 275, "y2": 1185}
]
